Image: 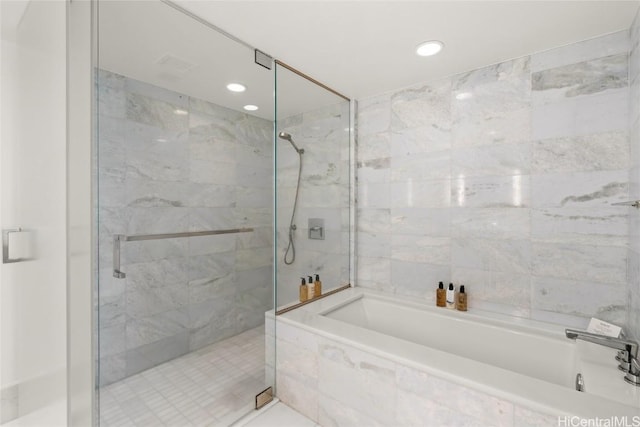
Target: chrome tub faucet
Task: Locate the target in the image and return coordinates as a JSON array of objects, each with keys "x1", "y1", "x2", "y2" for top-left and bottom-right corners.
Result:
[{"x1": 565, "y1": 328, "x2": 640, "y2": 386}]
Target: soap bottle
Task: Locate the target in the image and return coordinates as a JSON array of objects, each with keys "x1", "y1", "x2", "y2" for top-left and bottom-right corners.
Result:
[
  {"x1": 436, "y1": 281, "x2": 446, "y2": 307},
  {"x1": 307, "y1": 275, "x2": 315, "y2": 299},
  {"x1": 314, "y1": 274, "x2": 322, "y2": 297},
  {"x1": 457, "y1": 285, "x2": 467, "y2": 311},
  {"x1": 446, "y1": 283, "x2": 456, "y2": 309},
  {"x1": 299, "y1": 278, "x2": 308, "y2": 302}
]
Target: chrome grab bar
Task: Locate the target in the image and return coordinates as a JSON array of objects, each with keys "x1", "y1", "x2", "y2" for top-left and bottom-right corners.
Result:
[{"x1": 113, "y1": 228, "x2": 253, "y2": 279}]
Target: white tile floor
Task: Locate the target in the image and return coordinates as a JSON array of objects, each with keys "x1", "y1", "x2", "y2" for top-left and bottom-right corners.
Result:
[
  {"x1": 239, "y1": 402, "x2": 317, "y2": 427},
  {"x1": 99, "y1": 326, "x2": 267, "y2": 427}
]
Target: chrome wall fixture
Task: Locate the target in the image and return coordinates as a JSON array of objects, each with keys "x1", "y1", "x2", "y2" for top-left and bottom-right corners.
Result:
[
  {"x1": 2, "y1": 228, "x2": 34, "y2": 264},
  {"x1": 612, "y1": 201, "x2": 640, "y2": 209},
  {"x1": 112, "y1": 228, "x2": 253, "y2": 278}
]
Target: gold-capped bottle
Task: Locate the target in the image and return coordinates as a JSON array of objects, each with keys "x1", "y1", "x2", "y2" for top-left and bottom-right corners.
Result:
[
  {"x1": 314, "y1": 274, "x2": 322, "y2": 298},
  {"x1": 457, "y1": 285, "x2": 467, "y2": 311},
  {"x1": 299, "y1": 278, "x2": 308, "y2": 302},
  {"x1": 436, "y1": 281, "x2": 446, "y2": 307}
]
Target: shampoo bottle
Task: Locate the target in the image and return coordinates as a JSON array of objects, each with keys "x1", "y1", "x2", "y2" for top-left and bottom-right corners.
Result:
[
  {"x1": 436, "y1": 281, "x2": 446, "y2": 307},
  {"x1": 457, "y1": 285, "x2": 467, "y2": 311},
  {"x1": 446, "y1": 283, "x2": 456, "y2": 309},
  {"x1": 307, "y1": 276, "x2": 315, "y2": 299},
  {"x1": 299, "y1": 278, "x2": 308, "y2": 302},
  {"x1": 314, "y1": 274, "x2": 322, "y2": 297}
]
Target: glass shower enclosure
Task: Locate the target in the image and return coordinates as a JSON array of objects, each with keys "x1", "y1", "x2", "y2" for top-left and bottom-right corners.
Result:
[{"x1": 95, "y1": 1, "x2": 275, "y2": 424}]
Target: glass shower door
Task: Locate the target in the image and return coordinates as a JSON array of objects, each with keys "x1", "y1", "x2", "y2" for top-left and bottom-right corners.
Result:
[{"x1": 95, "y1": 2, "x2": 275, "y2": 424}]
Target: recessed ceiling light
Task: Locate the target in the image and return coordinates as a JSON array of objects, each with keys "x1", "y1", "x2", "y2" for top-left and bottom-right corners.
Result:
[
  {"x1": 243, "y1": 104, "x2": 259, "y2": 111},
  {"x1": 416, "y1": 40, "x2": 444, "y2": 57},
  {"x1": 227, "y1": 83, "x2": 246, "y2": 92},
  {"x1": 173, "y1": 108, "x2": 188, "y2": 115}
]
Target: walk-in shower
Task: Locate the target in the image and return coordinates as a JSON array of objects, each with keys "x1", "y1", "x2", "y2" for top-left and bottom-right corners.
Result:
[
  {"x1": 95, "y1": 1, "x2": 276, "y2": 425},
  {"x1": 278, "y1": 131, "x2": 304, "y2": 265}
]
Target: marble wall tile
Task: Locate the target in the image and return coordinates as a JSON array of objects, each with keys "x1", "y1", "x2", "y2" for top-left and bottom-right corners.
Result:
[
  {"x1": 451, "y1": 268, "x2": 531, "y2": 311},
  {"x1": 126, "y1": 92, "x2": 188, "y2": 131},
  {"x1": 125, "y1": 331, "x2": 189, "y2": 377},
  {"x1": 390, "y1": 150, "x2": 451, "y2": 182},
  {"x1": 532, "y1": 131, "x2": 629, "y2": 174},
  {"x1": 514, "y1": 405, "x2": 561, "y2": 427},
  {"x1": 391, "y1": 124, "x2": 451, "y2": 157},
  {"x1": 357, "y1": 182, "x2": 390, "y2": 208},
  {"x1": 357, "y1": 231, "x2": 392, "y2": 258},
  {"x1": 357, "y1": 132, "x2": 390, "y2": 161},
  {"x1": 97, "y1": 70, "x2": 273, "y2": 379},
  {"x1": 391, "y1": 208, "x2": 449, "y2": 236},
  {"x1": 531, "y1": 277, "x2": 625, "y2": 323},
  {"x1": 451, "y1": 238, "x2": 530, "y2": 274},
  {"x1": 318, "y1": 339, "x2": 397, "y2": 424},
  {"x1": 357, "y1": 93, "x2": 391, "y2": 137},
  {"x1": 391, "y1": 260, "x2": 450, "y2": 297},
  {"x1": 355, "y1": 31, "x2": 631, "y2": 325},
  {"x1": 531, "y1": 170, "x2": 628, "y2": 208},
  {"x1": 390, "y1": 80, "x2": 451, "y2": 131},
  {"x1": 396, "y1": 365, "x2": 514, "y2": 426},
  {"x1": 532, "y1": 54, "x2": 628, "y2": 104},
  {"x1": 451, "y1": 175, "x2": 530, "y2": 208},
  {"x1": 276, "y1": 373, "x2": 318, "y2": 422},
  {"x1": 531, "y1": 30, "x2": 629, "y2": 73},
  {"x1": 531, "y1": 243, "x2": 626, "y2": 285},
  {"x1": 451, "y1": 143, "x2": 530, "y2": 178},
  {"x1": 531, "y1": 207, "x2": 627, "y2": 246},
  {"x1": 125, "y1": 308, "x2": 190, "y2": 349},
  {"x1": 318, "y1": 394, "x2": 386, "y2": 427},
  {"x1": 391, "y1": 235, "x2": 450, "y2": 265},
  {"x1": 451, "y1": 208, "x2": 530, "y2": 240},
  {"x1": 452, "y1": 107, "x2": 531, "y2": 148},
  {"x1": 391, "y1": 179, "x2": 451, "y2": 209},
  {"x1": 532, "y1": 88, "x2": 629, "y2": 140}
]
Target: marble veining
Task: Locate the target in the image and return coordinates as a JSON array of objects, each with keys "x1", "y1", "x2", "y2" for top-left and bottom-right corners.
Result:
[
  {"x1": 357, "y1": 31, "x2": 631, "y2": 326},
  {"x1": 532, "y1": 54, "x2": 628, "y2": 99},
  {"x1": 97, "y1": 70, "x2": 273, "y2": 384}
]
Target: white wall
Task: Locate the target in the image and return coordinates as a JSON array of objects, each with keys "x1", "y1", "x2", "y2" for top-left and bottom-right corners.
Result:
[{"x1": 0, "y1": 1, "x2": 68, "y2": 423}]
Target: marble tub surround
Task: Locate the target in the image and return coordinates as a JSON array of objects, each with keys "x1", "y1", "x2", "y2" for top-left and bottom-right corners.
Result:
[
  {"x1": 274, "y1": 288, "x2": 640, "y2": 425},
  {"x1": 97, "y1": 69, "x2": 273, "y2": 385},
  {"x1": 276, "y1": 101, "x2": 351, "y2": 306},
  {"x1": 629, "y1": 8, "x2": 640, "y2": 342},
  {"x1": 357, "y1": 30, "x2": 630, "y2": 326}
]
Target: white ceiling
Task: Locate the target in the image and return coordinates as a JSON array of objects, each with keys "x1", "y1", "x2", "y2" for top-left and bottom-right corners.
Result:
[
  {"x1": 100, "y1": 1, "x2": 639, "y2": 120},
  {"x1": 175, "y1": 0, "x2": 639, "y2": 100}
]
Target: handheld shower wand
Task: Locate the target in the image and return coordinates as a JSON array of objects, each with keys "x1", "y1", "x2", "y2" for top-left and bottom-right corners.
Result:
[{"x1": 278, "y1": 132, "x2": 304, "y2": 265}]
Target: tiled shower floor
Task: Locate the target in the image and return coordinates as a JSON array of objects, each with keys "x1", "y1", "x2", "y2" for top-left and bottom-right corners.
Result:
[{"x1": 99, "y1": 326, "x2": 266, "y2": 427}]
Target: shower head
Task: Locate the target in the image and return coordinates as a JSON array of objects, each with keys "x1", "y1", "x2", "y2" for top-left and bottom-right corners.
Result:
[{"x1": 278, "y1": 132, "x2": 304, "y2": 154}]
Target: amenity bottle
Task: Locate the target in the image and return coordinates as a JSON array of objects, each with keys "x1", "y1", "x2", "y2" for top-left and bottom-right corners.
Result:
[
  {"x1": 307, "y1": 275, "x2": 315, "y2": 299},
  {"x1": 457, "y1": 285, "x2": 467, "y2": 311},
  {"x1": 436, "y1": 281, "x2": 446, "y2": 307},
  {"x1": 446, "y1": 283, "x2": 456, "y2": 309},
  {"x1": 299, "y1": 278, "x2": 308, "y2": 302},
  {"x1": 314, "y1": 274, "x2": 322, "y2": 297}
]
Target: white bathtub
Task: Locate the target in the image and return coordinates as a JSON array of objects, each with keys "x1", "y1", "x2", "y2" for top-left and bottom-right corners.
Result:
[{"x1": 275, "y1": 288, "x2": 640, "y2": 423}]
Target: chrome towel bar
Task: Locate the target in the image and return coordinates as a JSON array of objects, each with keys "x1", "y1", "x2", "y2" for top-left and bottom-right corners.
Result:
[
  {"x1": 612, "y1": 200, "x2": 640, "y2": 209},
  {"x1": 113, "y1": 228, "x2": 253, "y2": 279}
]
